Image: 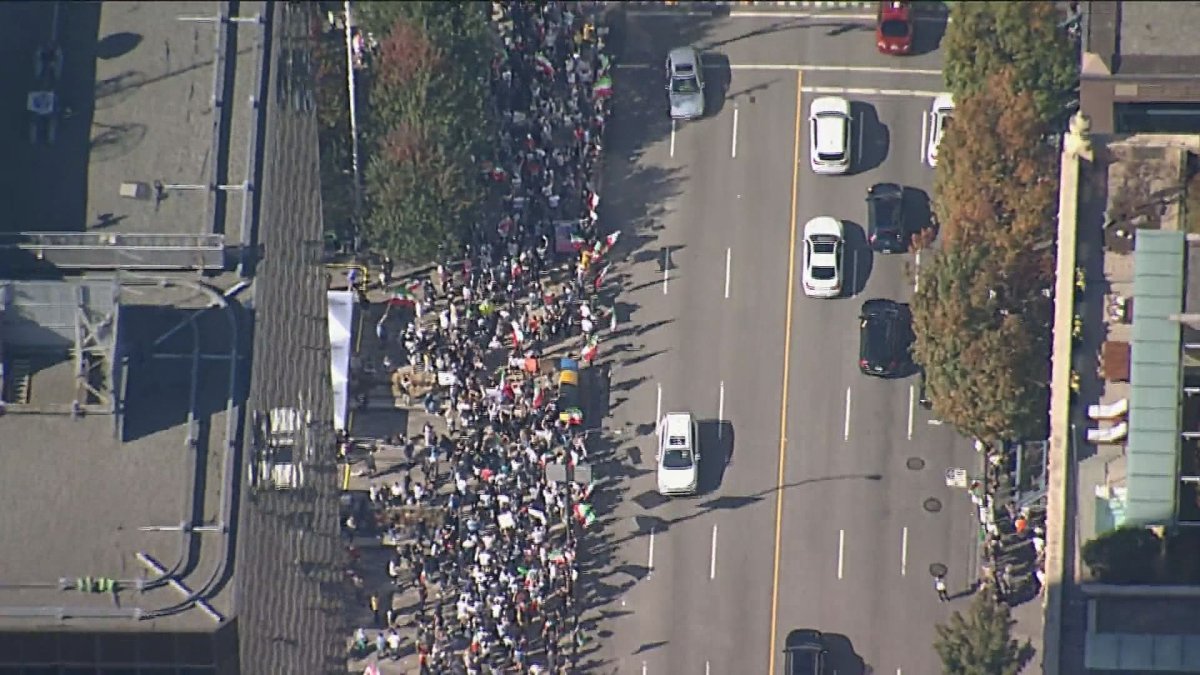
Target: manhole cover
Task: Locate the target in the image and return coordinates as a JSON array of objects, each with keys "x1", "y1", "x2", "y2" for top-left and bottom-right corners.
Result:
[
  {"x1": 923, "y1": 497, "x2": 943, "y2": 513},
  {"x1": 906, "y1": 457, "x2": 926, "y2": 471}
]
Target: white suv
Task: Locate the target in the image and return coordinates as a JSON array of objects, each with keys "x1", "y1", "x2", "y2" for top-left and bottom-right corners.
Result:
[
  {"x1": 657, "y1": 412, "x2": 699, "y2": 496},
  {"x1": 809, "y1": 96, "x2": 852, "y2": 175},
  {"x1": 926, "y1": 93, "x2": 954, "y2": 168}
]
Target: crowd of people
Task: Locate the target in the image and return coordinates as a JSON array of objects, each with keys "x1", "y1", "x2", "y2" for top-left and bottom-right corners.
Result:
[{"x1": 345, "y1": 2, "x2": 615, "y2": 672}]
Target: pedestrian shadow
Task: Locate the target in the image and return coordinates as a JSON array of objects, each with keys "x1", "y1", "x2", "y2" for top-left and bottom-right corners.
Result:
[
  {"x1": 621, "y1": 349, "x2": 665, "y2": 366},
  {"x1": 632, "y1": 640, "x2": 668, "y2": 655}
]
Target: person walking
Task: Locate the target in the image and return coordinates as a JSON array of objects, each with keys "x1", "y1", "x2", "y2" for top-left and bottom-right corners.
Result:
[
  {"x1": 370, "y1": 593, "x2": 381, "y2": 626},
  {"x1": 934, "y1": 574, "x2": 949, "y2": 602}
]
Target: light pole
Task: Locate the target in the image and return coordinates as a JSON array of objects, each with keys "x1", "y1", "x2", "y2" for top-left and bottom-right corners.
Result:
[{"x1": 342, "y1": 1, "x2": 364, "y2": 242}]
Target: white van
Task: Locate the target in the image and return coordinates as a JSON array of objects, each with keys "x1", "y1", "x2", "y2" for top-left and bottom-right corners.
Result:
[{"x1": 657, "y1": 412, "x2": 700, "y2": 495}]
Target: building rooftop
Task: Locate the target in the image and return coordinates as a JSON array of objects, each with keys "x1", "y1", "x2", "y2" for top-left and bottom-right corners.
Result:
[{"x1": 1084, "y1": 1, "x2": 1200, "y2": 77}]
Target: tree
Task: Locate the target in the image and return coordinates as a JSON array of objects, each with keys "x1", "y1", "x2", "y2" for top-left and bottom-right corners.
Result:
[
  {"x1": 1081, "y1": 526, "x2": 1162, "y2": 584},
  {"x1": 942, "y1": 1, "x2": 1078, "y2": 123},
  {"x1": 934, "y1": 589, "x2": 1035, "y2": 675},
  {"x1": 351, "y1": 1, "x2": 499, "y2": 262},
  {"x1": 911, "y1": 244, "x2": 1047, "y2": 441}
]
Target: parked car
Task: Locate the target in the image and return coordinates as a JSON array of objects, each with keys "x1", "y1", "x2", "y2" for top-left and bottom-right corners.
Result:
[
  {"x1": 926, "y1": 93, "x2": 955, "y2": 167},
  {"x1": 802, "y1": 216, "x2": 845, "y2": 298},
  {"x1": 876, "y1": 1, "x2": 914, "y2": 54},
  {"x1": 866, "y1": 183, "x2": 909, "y2": 254},
  {"x1": 666, "y1": 46, "x2": 705, "y2": 120},
  {"x1": 808, "y1": 96, "x2": 852, "y2": 175},
  {"x1": 859, "y1": 298, "x2": 907, "y2": 377}
]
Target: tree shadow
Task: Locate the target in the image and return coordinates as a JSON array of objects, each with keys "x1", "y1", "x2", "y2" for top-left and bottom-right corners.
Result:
[
  {"x1": 821, "y1": 632, "x2": 869, "y2": 675},
  {"x1": 851, "y1": 101, "x2": 888, "y2": 174},
  {"x1": 911, "y1": 10, "x2": 948, "y2": 56},
  {"x1": 96, "y1": 31, "x2": 143, "y2": 60}
]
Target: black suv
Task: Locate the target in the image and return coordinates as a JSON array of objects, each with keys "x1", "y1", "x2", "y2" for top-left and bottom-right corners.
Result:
[
  {"x1": 784, "y1": 629, "x2": 828, "y2": 675},
  {"x1": 859, "y1": 298, "x2": 907, "y2": 377},
  {"x1": 867, "y1": 183, "x2": 908, "y2": 253}
]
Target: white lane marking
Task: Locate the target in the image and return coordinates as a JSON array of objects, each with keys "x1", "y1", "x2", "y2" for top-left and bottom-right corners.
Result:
[
  {"x1": 802, "y1": 86, "x2": 945, "y2": 98},
  {"x1": 900, "y1": 527, "x2": 909, "y2": 577},
  {"x1": 663, "y1": 247, "x2": 670, "y2": 295},
  {"x1": 920, "y1": 114, "x2": 929, "y2": 166},
  {"x1": 642, "y1": 662, "x2": 648, "y2": 675},
  {"x1": 626, "y1": 9, "x2": 948, "y2": 23},
  {"x1": 670, "y1": 119, "x2": 677, "y2": 157},
  {"x1": 656, "y1": 383, "x2": 663, "y2": 429},
  {"x1": 928, "y1": 419, "x2": 944, "y2": 426},
  {"x1": 843, "y1": 387, "x2": 852, "y2": 441},
  {"x1": 731, "y1": 105, "x2": 740, "y2": 158},
  {"x1": 648, "y1": 529, "x2": 656, "y2": 575},
  {"x1": 718, "y1": 381, "x2": 726, "y2": 436},
  {"x1": 907, "y1": 384, "x2": 915, "y2": 440},
  {"x1": 724, "y1": 248, "x2": 732, "y2": 299},
  {"x1": 710, "y1": 525, "x2": 719, "y2": 579},
  {"x1": 914, "y1": 250, "x2": 921, "y2": 292},
  {"x1": 706, "y1": 662, "x2": 711, "y2": 675},
  {"x1": 837, "y1": 529, "x2": 846, "y2": 580},
  {"x1": 617, "y1": 63, "x2": 942, "y2": 76}
]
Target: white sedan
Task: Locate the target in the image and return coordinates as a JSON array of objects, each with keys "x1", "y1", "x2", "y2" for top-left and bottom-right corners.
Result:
[
  {"x1": 802, "y1": 216, "x2": 845, "y2": 298},
  {"x1": 926, "y1": 93, "x2": 954, "y2": 168}
]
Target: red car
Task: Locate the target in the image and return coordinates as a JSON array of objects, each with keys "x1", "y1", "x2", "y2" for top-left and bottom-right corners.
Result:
[{"x1": 876, "y1": 1, "x2": 914, "y2": 55}]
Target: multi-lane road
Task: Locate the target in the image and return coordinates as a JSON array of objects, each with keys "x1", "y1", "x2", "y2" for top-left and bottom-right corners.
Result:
[{"x1": 590, "y1": 5, "x2": 982, "y2": 675}]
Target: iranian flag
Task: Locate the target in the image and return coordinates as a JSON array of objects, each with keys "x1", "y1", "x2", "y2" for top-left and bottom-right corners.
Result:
[
  {"x1": 605, "y1": 231, "x2": 621, "y2": 249},
  {"x1": 581, "y1": 336, "x2": 599, "y2": 365},
  {"x1": 532, "y1": 383, "x2": 545, "y2": 409},
  {"x1": 535, "y1": 53, "x2": 554, "y2": 77},
  {"x1": 573, "y1": 503, "x2": 597, "y2": 527},
  {"x1": 388, "y1": 283, "x2": 419, "y2": 307},
  {"x1": 570, "y1": 232, "x2": 586, "y2": 250},
  {"x1": 511, "y1": 319, "x2": 525, "y2": 347},
  {"x1": 587, "y1": 192, "x2": 600, "y2": 212},
  {"x1": 593, "y1": 75, "x2": 614, "y2": 99}
]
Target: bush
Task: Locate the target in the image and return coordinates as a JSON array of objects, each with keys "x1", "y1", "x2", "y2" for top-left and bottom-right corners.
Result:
[
  {"x1": 934, "y1": 589, "x2": 1035, "y2": 675},
  {"x1": 1081, "y1": 526, "x2": 1162, "y2": 584}
]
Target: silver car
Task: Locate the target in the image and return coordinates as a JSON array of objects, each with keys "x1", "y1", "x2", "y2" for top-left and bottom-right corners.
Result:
[{"x1": 666, "y1": 46, "x2": 705, "y2": 120}]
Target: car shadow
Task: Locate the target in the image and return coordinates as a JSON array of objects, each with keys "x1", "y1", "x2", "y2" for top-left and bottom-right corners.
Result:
[
  {"x1": 851, "y1": 101, "x2": 888, "y2": 174},
  {"x1": 701, "y1": 51, "x2": 731, "y2": 118},
  {"x1": 911, "y1": 7, "x2": 948, "y2": 56},
  {"x1": 822, "y1": 632, "x2": 869, "y2": 675},
  {"x1": 697, "y1": 419, "x2": 733, "y2": 494},
  {"x1": 841, "y1": 220, "x2": 874, "y2": 297},
  {"x1": 903, "y1": 186, "x2": 935, "y2": 248},
  {"x1": 895, "y1": 303, "x2": 920, "y2": 379}
]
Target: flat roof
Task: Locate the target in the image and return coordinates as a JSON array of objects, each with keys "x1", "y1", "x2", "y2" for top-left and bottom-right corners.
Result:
[
  {"x1": 1125, "y1": 230, "x2": 1185, "y2": 526},
  {"x1": 1084, "y1": 1, "x2": 1200, "y2": 77}
]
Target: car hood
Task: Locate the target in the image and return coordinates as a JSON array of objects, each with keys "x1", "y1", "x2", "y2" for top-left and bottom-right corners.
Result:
[{"x1": 670, "y1": 92, "x2": 704, "y2": 118}]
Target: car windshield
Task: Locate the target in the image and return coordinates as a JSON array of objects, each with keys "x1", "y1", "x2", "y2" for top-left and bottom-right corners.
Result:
[
  {"x1": 811, "y1": 236, "x2": 839, "y2": 254},
  {"x1": 662, "y1": 449, "x2": 693, "y2": 469},
  {"x1": 672, "y1": 75, "x2": 699, "y2": 94},
  {"x1": 880, "y1": 19, "x2": 909, "y2": 38},
  {"x1": 811, "y1": 266, "x2": 837, "y2": 281}
]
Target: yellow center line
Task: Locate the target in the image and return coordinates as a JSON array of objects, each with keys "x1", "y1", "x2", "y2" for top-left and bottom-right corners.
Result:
[{"x1": 767, "y1": 68, "x2": 803, "y2": 675}]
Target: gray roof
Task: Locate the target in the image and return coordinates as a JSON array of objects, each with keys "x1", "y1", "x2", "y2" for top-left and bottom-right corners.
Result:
[{"x1": 1125, "y1": 230, "x2": 1185, "y2": 525}]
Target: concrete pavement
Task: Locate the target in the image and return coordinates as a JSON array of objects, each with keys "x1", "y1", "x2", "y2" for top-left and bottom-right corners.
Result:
[{"x1": 578, "y1": 6, "x2": 1017, "y2": 675}]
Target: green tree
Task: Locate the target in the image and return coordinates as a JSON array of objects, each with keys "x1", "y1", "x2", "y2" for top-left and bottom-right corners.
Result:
[
  {"x1": 353, "y1": 1, "x2": 498, "y2": 262},
  {"x1": 1081, "y1": 526, "x2": 1162, "y2": 584},
  {"x1": 934, "y1": 589, "x2": 1035, "y2": 675},
  {"x1": 911, "y1": 243, "x2": 1047, "y2": 441},
  {"x1": 942, "y1": 1, "x2": 1078, "y2": 123}
]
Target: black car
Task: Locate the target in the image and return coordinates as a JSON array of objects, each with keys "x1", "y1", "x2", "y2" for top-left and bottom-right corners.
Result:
[
  {"x1": 859, "y1": 298, "x2": 907, "y2": 377},
  {"x1": 867, "y1": 183, "x2": 909, "y2": 253},
  {"x1": 784, "y1": 629, "x2": 828, "y2": 675}
]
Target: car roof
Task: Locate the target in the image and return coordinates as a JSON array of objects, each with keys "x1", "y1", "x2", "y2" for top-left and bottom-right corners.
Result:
[
  {"x1": 932, "y1": 93, "x2": 954, "y2": 111},
  {"x1": 668, "y1": 47, "x2": 700, "y2": 71},
  {"x1": 804, "y1": 216, "x2": 843, "y2": 239}
]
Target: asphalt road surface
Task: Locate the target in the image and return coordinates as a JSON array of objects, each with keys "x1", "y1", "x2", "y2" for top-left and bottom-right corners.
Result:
[{"x1": 589, "y1": 6, "x2": 982, "y2": 675}]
